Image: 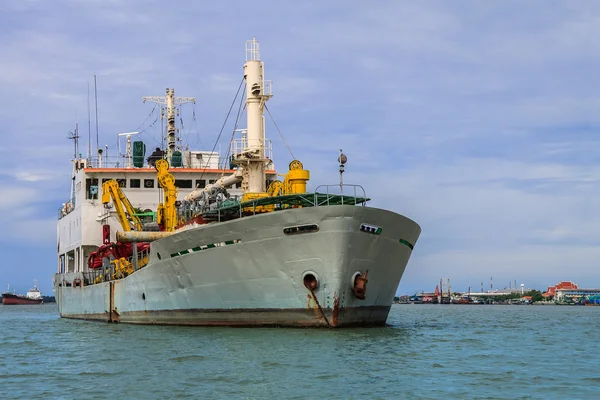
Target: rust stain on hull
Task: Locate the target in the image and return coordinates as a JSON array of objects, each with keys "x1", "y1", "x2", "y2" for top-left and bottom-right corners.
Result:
[
  {"x1": 331, "y1": 293, "x2": 341, "y2": 326},
  {"x1": 307, "y1": 293, "x2": 322, "y2": 321},
  {"x1": 109, "y1": 282, "x2": 120, "y2": 323},
  {"x1": 307, "y1": 288, "x2": 332, "y2": 327}
]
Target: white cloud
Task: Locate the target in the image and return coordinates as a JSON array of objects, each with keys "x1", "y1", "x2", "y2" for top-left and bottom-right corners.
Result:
[{"x1": 14, "y1": 171, "x2": 62, "y2": 182}]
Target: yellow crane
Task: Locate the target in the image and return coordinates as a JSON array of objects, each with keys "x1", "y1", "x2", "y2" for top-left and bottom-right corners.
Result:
[
  {"x1": 267, "y1": 159, "x2": 310, "y2": 196},
  {"x1": 155, "y1": 159, "x2": 178, "y2": 232},
  {"x1": 102, "y1": 180, "x2": 143, "y2": 232}
]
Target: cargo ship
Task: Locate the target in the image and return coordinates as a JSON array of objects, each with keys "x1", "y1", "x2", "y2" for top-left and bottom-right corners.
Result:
[
  {"x1": 53, "y1": 39, "x2": 421, "y2": 327},
  {"x1": 2, "y1": 282, "x2": 44, "y2": 305}
]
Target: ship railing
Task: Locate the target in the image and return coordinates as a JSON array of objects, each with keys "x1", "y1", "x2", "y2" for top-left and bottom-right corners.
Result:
[
  {"x1": 77, "y1": 247, "x2": 152, "y2": 286},
  {"x1": 82, "y1": 269, "x2": 103, "y2": 286},
  {"x1": 262, "y1": 80, "x2": 273, "y2": 97},
  {"x1": 88, "y1": 262, "x2": 116, "y2": 284},
  {"x1": 230, "y1": 138, "x2": 273, "y2": 162},
  {"x1": 313, "y1": 184, "x2": 368, "y2": 206},
  {"x1": 127, "y1": 247, "x2": 151, "y2": 272},
  {"x1": 57, "y1": 197, "x2": 76, "y2": 219}
]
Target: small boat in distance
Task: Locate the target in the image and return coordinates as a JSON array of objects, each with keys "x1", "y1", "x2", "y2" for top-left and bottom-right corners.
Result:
[{"x1": 2, "y1": 281, "x2": 44, "y2": 305}]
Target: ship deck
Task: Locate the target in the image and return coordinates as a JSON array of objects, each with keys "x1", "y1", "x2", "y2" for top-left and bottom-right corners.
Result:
[{"x1": 199, "y1": 190, "x2": 371, "y2": 221}]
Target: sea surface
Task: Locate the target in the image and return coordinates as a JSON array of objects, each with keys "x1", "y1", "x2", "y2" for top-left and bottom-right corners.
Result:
[{"x1": 0, "y1": 303, "x2": 598, "y2": 399}]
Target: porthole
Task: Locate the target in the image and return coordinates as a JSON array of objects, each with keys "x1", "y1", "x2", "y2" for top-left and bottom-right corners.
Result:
[{"x1": 302, "y1": 271, "x2": 320, "y2": 290}]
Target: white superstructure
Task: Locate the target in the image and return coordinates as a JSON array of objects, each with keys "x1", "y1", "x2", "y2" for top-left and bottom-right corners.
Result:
[
  {"x1": 56, "y1": 85, "x2": 276, "y2": 275},
  {"x1": 26, "y1": 281, "x2": 42, "y2": 300}
]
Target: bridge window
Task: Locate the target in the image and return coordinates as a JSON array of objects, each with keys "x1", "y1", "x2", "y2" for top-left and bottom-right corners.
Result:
[
  {"x1": 116, "y1": 179, "x2": 126, "y2": 188},
  {"x1": 195, "y1": 179, "x2": 206, "y2": 188},
  {"x1": 175, "y1": 179, "x2": 193, "y2": 189},
  {"x1": 85, "y1": 178, "x2": 98, "y2": 200},
  {"x1": 144, "y1": 179, "x2": 154, "y2": 188},
  {"x1": 209, "y1": 179, "x2": 216, "y2": 184},
  {"x1": 130, "y1": 179, "x2": 141, "y2": 188}
]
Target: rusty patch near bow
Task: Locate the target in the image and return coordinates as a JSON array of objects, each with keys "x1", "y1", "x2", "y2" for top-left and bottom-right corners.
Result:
[
  {"x1": 306, "y1": 288, "x2": 332, "y2": 327},
  {"x1": 332, "y1": 293, "x2": 340, "y2": 326},
  {"x1": 353, "y1": 269, "x2": 369, "y2": 300},
  {"x1": 307, "y1": 293, "x2": 323, "y2": 321}
]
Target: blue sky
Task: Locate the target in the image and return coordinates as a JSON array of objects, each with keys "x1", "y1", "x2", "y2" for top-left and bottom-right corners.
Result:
[{"x1": 0, "y1": 0, "x2": 597, "y2": 296}]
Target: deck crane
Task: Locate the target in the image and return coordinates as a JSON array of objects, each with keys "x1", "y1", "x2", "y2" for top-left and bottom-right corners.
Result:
[
  {"x1": 89, "y1": 180, "x2": 149, "y2": 277},
  {"x1": 101, "y1": 180, "x2": 143, "y2": 232},
  {"x1": 155, "y1": 159, "x2": 178, "y2": 232}
]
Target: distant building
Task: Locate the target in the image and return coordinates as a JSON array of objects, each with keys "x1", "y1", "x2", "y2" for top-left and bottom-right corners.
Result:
[
  {"x1": 542, "y1": 281, "x2": 600, "y2": 303},
  {"x1": 542, "y1": 281, "x2": 579, "y2": 300},
  {"x1": 555, "y1": 288, "x2": 600, "y2": 303}
]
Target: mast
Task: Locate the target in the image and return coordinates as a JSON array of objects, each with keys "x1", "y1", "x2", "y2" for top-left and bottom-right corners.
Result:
[
  {"x1": 67, "y1": 123, "x2": 80, "y2": 159},
  {"x1": 236, "y1": 38, "x2": 273, "y2": 194},
  {"x1": 142, "y1": 89, "x2": 196, "y2": 165}
]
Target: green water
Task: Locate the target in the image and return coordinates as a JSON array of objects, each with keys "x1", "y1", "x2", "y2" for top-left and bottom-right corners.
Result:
[{"x1": 0, "y1": 304, "x2": 598, "y2": 399}]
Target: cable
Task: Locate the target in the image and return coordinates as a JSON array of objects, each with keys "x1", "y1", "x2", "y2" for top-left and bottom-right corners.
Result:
[
  {"x1": 265, "y1": 104, "x2": 295, "y2": 160},
  {"x1": 134, "y1": 104, "x2": 157, "y2": 133},
  {"x1": 198, "y1": 76, "x2": 245, "y2": 183},
  {"x1": 220, "y1": 84, "x2": 247, "y2": 172},
  {"x1": 190, "y1": 104, "x2": 202, "y2": 149}
]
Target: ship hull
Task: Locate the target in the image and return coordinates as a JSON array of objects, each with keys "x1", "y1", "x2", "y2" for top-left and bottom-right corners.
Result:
[
  {"x1": 54, "y1": 205, "x2": 421, "y2": 327},
  {"x1": 2, "y1": 293, "x2": 43, "y2": 305}
]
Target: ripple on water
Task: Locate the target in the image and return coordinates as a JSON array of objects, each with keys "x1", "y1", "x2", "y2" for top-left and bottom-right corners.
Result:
[{"x1": 1, "y1": 303, "x2": 599, "y2": 399}]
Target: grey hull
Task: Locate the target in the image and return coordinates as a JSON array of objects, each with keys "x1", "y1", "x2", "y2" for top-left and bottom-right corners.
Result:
[{"x1": 55, "y1": 205, "x2": 420, "y2": 328}]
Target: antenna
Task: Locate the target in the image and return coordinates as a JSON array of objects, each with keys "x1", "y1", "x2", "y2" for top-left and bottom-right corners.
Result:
[
  {"x1": 67, "y1": 124, "x2": 80, "y2": 206},
  {"x1": 87, "y1": 81, "x2": 92, "y2": 159},
  {"x1": 94, "y1": 74, "x2": 99, "y2": 156},
  {"x1": 67, "y1": 123, "x2": 80, "y2": 159}
]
